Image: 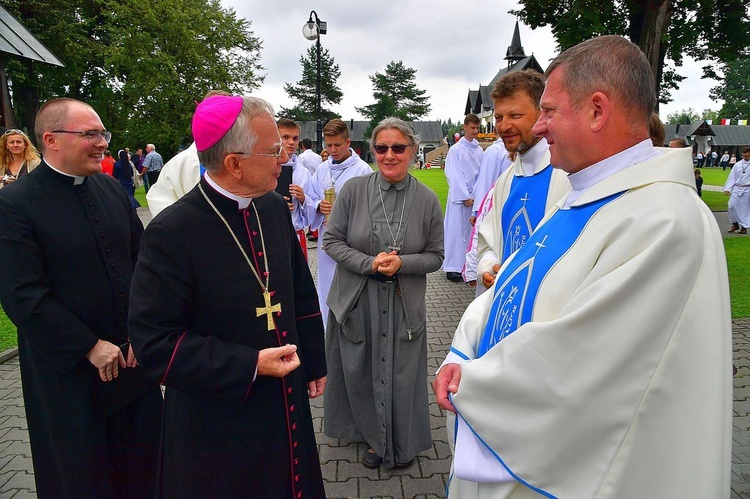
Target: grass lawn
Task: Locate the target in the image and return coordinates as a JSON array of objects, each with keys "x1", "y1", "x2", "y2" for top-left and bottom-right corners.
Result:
[
  {"x1": 700, "y1": 167, "x2": 731, "y2": 187},
  {"x1": 0, "y1": 165, "x2": 748, "y2": 352}
]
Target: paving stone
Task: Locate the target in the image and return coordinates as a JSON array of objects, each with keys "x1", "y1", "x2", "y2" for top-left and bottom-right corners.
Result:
[
  {"x1": 359, "y1": 476, "x2": 404, "y2": 498},
  {"x1": 322, "y1": 477, "x2": 358, "y2": 499}
]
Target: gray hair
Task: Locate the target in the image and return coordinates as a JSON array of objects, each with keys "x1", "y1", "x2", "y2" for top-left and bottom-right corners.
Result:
[
  {"x1": 198, "y1": 96, "x2": 275, "y2": 172},
  {"x1": 545, "y1": 35, "x2": 656, "y2": 124},
  {"x1": 370, "y1": 117, "x2": 420, "y2": 151}
]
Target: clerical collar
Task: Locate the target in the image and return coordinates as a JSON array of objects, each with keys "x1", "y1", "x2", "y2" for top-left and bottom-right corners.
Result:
[
  {"x1": 519, "y1": 138, "x2": 548, "y2": 177},
  {"x1": 377, "y1": 171, "x2": 409, "y2": 191},
  {"x1": 44, "y1": 160, "x2": 86, "y2": 185},
  {"x1": 203, "y1": 171, "x2": 252, "y2": 209},
  {"x1": 564, "y1": 138, "x2": 657, "y2": 209}
]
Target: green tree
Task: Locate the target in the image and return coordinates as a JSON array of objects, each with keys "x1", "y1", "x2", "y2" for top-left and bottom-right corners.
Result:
[
  {"x1": 512, "y1": 0, "x2": 750, "y2": 105},
  {"x1": 666, "y1": 108, "x2": 700, "y2": 124},
  {"x1": 279, "y1": 46, "x2": 342, "y2": 122},
  {"x1": 3, "y1": 0, "x2": 265, "y2": 157},
  {"x1": 712, "y1": 58, "x2": 750, "y2": 120},
  {"x1": 702, "y1": 109, "x2": 720, "y2": 122},
  {"x1": 356, "y1": 61, "x2": 431, "y2": 138}
]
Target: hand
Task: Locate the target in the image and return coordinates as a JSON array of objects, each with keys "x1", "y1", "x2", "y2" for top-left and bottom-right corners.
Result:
[
  {"x1": 257, "y1": 344, "x2": 300, "y2": 378},
  {"x1": 469, "y1": 215, "x2": 476, "y2": 226},
  {"x1": 377, "y1": 251, "x2": 402, "y2": 277},
  {"x1": 433, "y1": 363, "x2": 462, "y2": 413},
  {"x1": 725, "y1": 191, "x2": 731, "y2": 196},
  {"x1": 463, "y1": 198, "x2": 474, "y2": 208},
  {"x1": 284, "y1": 195, "x2": 294, "y2": 211},
  {"x1": 308, "y1": 376, "x2": 326, "y2": 398},
  {"x1": 481, "y1": 264, "x2": 501, "y2": 288},
  {"x1": 289, "y1": 184, "x2": 305, "y2": 204},
  {"x1": 317, "y1": 199, "x2": 332, "y2": 215},
  {"x1": 86, "y1": 339, "x2": 126, "y2": 382}
]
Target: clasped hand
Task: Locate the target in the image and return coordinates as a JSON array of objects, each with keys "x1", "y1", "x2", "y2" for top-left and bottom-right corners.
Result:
[{"x1": 372, "y1": 251, "x2": 402, "y2": 277}]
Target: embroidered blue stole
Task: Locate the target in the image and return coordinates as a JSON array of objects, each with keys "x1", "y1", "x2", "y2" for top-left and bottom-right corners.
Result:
[
  {"x1": 478, "y1": 191, "x2": 625, "y2": 357},
  {"x1": 501, "y1": 165, "x2": 554, "y2": 260}
]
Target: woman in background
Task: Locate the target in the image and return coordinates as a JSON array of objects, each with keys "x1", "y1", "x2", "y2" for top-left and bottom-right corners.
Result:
[{"x1": 0, "y1": 129, "x2": 40, "y2": 188}]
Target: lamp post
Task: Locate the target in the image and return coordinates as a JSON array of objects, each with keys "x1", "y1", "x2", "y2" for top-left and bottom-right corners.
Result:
[{"x1": 302, "y1": 11, "x2": 327, "y2": 153}]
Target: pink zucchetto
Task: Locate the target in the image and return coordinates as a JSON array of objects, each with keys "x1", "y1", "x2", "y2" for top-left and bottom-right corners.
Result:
[{"x1": 192, "y1": 95, "x2": 243, "y2": 152}]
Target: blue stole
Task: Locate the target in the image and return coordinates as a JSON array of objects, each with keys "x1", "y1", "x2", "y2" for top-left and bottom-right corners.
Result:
[
  {"x1": 501, "y1": 165, "x2": 554, "y2": 260},
  {"x1": 478, "y1": 191, "x2": 624, "y2": 357}
]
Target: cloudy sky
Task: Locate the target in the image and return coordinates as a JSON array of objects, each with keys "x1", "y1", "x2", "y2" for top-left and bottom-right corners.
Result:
[{"x1": 223, "y1": 0, "x2": 722, "y2": 124}]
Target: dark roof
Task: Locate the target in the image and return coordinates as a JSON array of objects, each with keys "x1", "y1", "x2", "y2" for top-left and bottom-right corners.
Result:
[
  {"x1": 683, "y1": 120, "x2": 716, "y2": 137},
  {"x1": 664, "y1": 123, "x2": 750, "y2": 148},
  {"x1": 0, "y1": 5, "x2": 63, "y2": 66},
  {"x1": 298, "y1": 120, "x2": 444, "y2": 144},
  {"x1": 464, "y1": 90, "x2": 479, "y2": 116}
]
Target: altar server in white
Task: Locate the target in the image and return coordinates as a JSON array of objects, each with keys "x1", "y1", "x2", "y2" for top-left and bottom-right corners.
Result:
[
  {"x1": 443, "y1": 114, "x2": 483, "y2": 282},
  {"x1": 724, "y1": 147, "x2": 750, "y2": 234},
  {"x1": 309, "y1": 119, "x2": 371, "y2": 327},
  {"x1": 434, "y1": 35, "x2": 732, "y2": 499},
  {"x1": 476, "y1": 70, "x2": 570, "y2": 290},
  {"x1": 146, "y1": 142, "x2": 201, "y2": 217}
]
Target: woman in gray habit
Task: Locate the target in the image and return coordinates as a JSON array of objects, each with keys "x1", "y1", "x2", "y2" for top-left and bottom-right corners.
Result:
[{"x1": 323, "y1": 117, "x2": 444, "y2": 469}]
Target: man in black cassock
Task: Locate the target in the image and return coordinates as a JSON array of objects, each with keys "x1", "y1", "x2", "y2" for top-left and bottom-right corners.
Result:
[
  {"x1": 0, "y1": 98, "x2": 161, "y2": 497},
  {"x1": 128, "y1": 95, "x2": 327, "y2": 498}
]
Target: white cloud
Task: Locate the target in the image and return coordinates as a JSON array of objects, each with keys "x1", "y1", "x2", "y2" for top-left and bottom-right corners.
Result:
[{"x1": 224, "y1": 0, "x2": 721, "y2": 123}]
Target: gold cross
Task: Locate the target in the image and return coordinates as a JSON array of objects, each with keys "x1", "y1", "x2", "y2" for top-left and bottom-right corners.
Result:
[{"x1": 256, "y1": 290, "x2": 282, "y2": 331}]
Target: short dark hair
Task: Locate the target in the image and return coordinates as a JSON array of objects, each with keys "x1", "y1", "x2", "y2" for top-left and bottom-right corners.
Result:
[
  {"x1": 490, "y1": 70, "x2": 545, "y2": 107},
  {"x1": 464, "y1": 114, "x2": 480, "y2": 125},
  {"x1": 301, "y1": 138, "x2": 313, "y2": 149},
  {"x1": 277, "y1": 118, "x2": 299, "y2": 130},
  {"x1": 742, "y1": 147, "x2": 750, "y2": 155},
  {"x1": 545, "y1": 35, "x2": 656, "y2": 125}
]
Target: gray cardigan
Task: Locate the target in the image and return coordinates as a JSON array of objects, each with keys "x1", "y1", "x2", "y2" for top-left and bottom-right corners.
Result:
[{"x1": 323, "y1": 172, "x2": 444, "y2": 332}]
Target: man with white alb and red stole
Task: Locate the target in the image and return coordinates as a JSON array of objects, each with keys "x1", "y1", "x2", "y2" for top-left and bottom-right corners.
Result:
[
  {"x1": 434, "y1": 36, "x2": 732, "y2": 498},
  {"x1": 129, "y1": 95, "x2": 327, "y2": 498}
]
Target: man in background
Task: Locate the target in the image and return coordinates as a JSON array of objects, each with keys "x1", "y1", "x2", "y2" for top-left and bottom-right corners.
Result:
[
  {"x1": 141, "y1": 142, "x2": 164, "y2": 188},
  {"x1": 443, "y1": 114, "x2": 483, "y2": 282}
]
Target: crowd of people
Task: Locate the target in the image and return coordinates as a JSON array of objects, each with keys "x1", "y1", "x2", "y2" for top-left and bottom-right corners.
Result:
[{"x1": 0, "y1": 34, "x2": 735, "y2": 498}]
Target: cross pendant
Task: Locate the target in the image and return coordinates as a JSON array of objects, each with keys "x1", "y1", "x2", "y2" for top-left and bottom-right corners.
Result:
[
  {"x1": 256, "y1": 290, "x2": 282, "y2": 331},
  {"x1": 388, "y1": 244, "x2": 401, "y2": 252}
]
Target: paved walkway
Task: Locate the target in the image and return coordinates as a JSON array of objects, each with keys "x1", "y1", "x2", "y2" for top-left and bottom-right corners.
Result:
[{"x1": 0, "y1": 208, "x2": 748, "y2": 498}]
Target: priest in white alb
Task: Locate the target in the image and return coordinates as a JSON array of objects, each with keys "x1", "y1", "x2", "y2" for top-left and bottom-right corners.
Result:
[
  {"x1": 434, "y1": 35, "x2": 732, "y2": 499},
  {"x1": 724, "y1": 146, "x2": 750, "y2": 234}
]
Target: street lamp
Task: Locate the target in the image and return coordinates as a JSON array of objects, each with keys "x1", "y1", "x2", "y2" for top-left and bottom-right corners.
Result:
[{"x1": 302, "y1": 11, "x2": 327, "y2": 153}]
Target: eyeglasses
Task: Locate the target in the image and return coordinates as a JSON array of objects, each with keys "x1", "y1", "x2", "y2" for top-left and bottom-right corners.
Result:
[
  {"x1": 373, "y1": 144, "x2": 410, "y2": 155},
  {"x1": 229, "y1": 148, "x2": 283, "y2": 158},
  {"x1": 50, "y1": 130, "x2": 112, "y2": 144},
  {"x1": 3, "y1": 129, "x2": 24, "y2": 136}
]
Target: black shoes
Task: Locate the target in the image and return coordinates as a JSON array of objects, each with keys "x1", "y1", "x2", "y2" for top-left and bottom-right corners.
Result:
[
  {"x1": 361, "y1": 449, "x2": 383, "y2": 469},
  {"x1": 361, "y1": 448, "x2": 414, "y2": 469},
  {"x1": 446, "y1": 272, "x2": 463, "y2": 283}
]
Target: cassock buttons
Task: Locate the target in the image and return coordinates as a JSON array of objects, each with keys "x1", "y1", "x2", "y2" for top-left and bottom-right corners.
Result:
[
  {"x1": 290, "y1": 405, "x2": 295, "y2": 412},
  {"x1": 288, "y1": 387, "x2": 292, "y2": 394},
  {"x1": 292, "y1": 423, "x2": 296, "y2": 430},
  {"x1": 293, "y1": 441, "x2": 298, "y2": 448}
]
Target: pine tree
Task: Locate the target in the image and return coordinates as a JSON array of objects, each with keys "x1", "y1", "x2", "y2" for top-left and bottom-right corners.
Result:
[{"x1": 278, "y1": 46, "x2": 343, "y2": 122}]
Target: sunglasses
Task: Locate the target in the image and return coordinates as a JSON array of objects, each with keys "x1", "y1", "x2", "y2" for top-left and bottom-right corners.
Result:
[
  {"x1": 373, "y1": 144, "x2": 409, "y2": 155},
  {"x1": 3, "y1": 129, "x2": 24, "y2": 136}
]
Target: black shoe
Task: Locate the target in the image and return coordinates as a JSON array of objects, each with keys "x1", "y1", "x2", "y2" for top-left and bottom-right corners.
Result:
[
  {"x1": 392, "y1": 458, "x2": 414, "y2": 469},
  {"x1": 446, "y1": 272, "x2": 463, "y2": 283},
  {"x1": 361, "y1": 449, "x2": 383, "y2": 469}
]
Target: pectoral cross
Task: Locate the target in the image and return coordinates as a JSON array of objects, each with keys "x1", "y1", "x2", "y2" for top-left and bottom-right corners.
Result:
[
  {"x1": 256, "y1": 290, "x2": 282, "y2": 331},
  {"x1": 387, "y1": 243, "x2": 401, "y2": 252}
]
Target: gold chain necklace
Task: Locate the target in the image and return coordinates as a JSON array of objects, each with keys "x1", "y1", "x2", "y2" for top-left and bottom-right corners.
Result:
[{"x1": 198, "y1": 184, "x2": 280, "y2": 330}]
